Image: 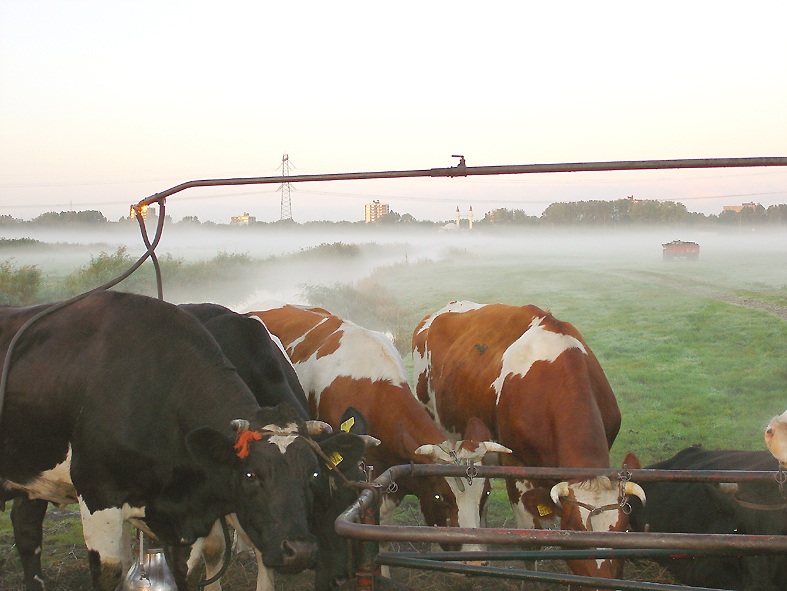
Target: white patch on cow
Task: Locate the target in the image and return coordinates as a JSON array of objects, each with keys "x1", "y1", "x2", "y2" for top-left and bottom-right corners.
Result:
[
  {"x1": 511, "y1": 480, "x2": 537, "y2": 529},
  {"x1": 492, "y1": 316, "x2": 587, "y2": 405},
  {"x1": 445, "y1": 476, "x2": 486, "y2": 553},
  {"x1": 293, "y1": 318, "x2": 410, "y2": 410},
  {"x1": 261, "y1": 422, "x2": 300, "y2": 453},
  {"x1": 286, "y1": 316, "x2": 333, "y2": 358},
  {"x1": 415, "y1": 300, "x2": 486, "y2": 336},
  {"x1": 567, "y1": 477, "x2": 621, "y2": 534},
  {"x1": 2, "y1": 446, "x2": 77, "y2": 506},
  {"x1": 78, "y1": 497, "x2": 138, "y2": 576}
]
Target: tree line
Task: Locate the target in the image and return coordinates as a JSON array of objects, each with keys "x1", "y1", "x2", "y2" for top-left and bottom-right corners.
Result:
[{"x1": 2, "y1": 199, "x2": 787, "y2": 228}]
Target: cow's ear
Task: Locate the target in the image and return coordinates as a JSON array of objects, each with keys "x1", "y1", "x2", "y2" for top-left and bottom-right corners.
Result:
[
  {"x1": 186, "y1": 427, "x2": 241, "y2": 470},
  {"x1": 319, "y1": 432, "x2": 367, "y2": 473},
  {"x1": 339, "y1": 406, "x2": 370, "y2": 435},
  {"x1": 622, "y1": 452, "x2": 641, "y2": 470}
]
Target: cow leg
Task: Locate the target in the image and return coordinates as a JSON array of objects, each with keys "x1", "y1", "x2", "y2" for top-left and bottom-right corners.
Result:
[
  {"x1": 378, "y1": 494, "x2": 401, "y2": 578},
  {"x1": 10, "y1": 497, "x2": 49, "y2": 591},
  {"x1": 186, "y1": 521, "x2": 224, "y2": 591},
  {"x1": 255, "y1": 548, "x2": 275, "y2": 591},
  {"x1": 229, "y1": 515, "x2": 274, "y2": 591},
  {"x1": 79, "y1": 499, "x2": 132, "y2": 591},
  {"x1": 163, "y1": 544, "x2": 192, "y2": 591}
]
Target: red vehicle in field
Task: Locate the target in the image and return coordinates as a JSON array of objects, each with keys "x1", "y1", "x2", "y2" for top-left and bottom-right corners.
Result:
[{"x1": 662, "y1": 240, "x2": 700, "y2": 261}]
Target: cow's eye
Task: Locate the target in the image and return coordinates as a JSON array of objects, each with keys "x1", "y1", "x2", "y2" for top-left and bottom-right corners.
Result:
[
  {"x1": 245, "y1": 471, "x2": 256, "y2": 480},
  {"x1": 434, "y1": 494, "x2": 443, "y2": 501},
  {"x1": 485, "y1": 490, "x2": 491, "y2": 497},
  {"x1": 313, "y1": 471, "x2": 320, "y2": 479}
]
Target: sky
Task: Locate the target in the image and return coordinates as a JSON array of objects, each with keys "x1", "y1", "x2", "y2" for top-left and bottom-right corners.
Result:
[{"x1": 1, "y1": 1, "x2": 786, "y2": 224}]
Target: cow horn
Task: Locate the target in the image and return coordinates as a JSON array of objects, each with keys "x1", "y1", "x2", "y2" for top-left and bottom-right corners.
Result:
[
  {"x1": 550, "y1": 481, "x2": 571, "y2": 505},
  {"x1": 231, "y1": 419, "x2": 250, "y2": 433},
  {"x1": 481, "y1": 442, "x2": 513, "y2": 454},
  {"x1": 625, "y1": 482, "x2": 647, "y2": 504},
  {"x1": 414, "y1": 444, "x2": 438, "y2": 458},
  {"x1": 360, "y1": 435, "x2": 381, "y2": 448},
  {"x1": 306, "y1": 420, "x2": 333, "y2": 435},
  {"x1": 716, "y1": 482, "x2": 739, "y2": 494}
]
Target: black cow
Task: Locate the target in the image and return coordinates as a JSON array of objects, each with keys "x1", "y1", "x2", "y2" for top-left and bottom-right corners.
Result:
[
  {"x1": 0, "y1": 291, "x2": 363, "y2": 591},
  {"x1": 626, "y1": 446, "x2": 787, "y2": 591},
  {"x1": 179, "y1": 303, "x2": 310, "y2": 420},
  {"x1": 198, "y1": 406, "x2": 374, "y2": 591},
  {"x1": 177, "y1": 303, "x2": 374, "y2": 591}
]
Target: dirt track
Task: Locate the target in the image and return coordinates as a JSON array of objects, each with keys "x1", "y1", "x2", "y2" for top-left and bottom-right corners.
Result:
[{"x1": 613, "y1": 270, "x2": 787, "y2": 323}]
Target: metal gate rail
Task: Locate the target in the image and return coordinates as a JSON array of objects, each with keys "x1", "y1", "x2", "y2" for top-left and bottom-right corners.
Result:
[
  {"x1": 133, "y1": 156, "x2": 787, "y2": 210},
  {"x1": 335, "y1": 463, "x2": 787, "y2": 591}
]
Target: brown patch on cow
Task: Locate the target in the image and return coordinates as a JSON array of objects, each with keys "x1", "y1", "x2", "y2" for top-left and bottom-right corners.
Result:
[
  {"x1": 415, "y1": 371, "x2": 432, "y2": 407},
  {"x1": 461, "y1": 416, "x2": 493, "y2": 444},
  {"x1": 316, "y1": 330, "x2": 342, "y2": 359},
  {"x1": 518, "y1": 487, "x2": 559, "y2": 527}
]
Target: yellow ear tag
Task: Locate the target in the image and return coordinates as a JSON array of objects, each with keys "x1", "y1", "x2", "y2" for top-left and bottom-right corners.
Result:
[
  {"x1": 537, "y1": 504, "x2": 553, "y2": 517},
  {"x1": 340, "y1": 417, "x2": 355, "y2": 432},
  {"x1": 327, "y1": 452, "x2": 344, "y2": 467}
]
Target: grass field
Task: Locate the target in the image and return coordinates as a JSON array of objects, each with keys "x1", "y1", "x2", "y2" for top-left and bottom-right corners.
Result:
[
  {"x1": 1, "y1": 226, "x2": 785, "y2": 590},
  {"x1": 359, "y1": 229, "x2": 787, "y2": 466}
]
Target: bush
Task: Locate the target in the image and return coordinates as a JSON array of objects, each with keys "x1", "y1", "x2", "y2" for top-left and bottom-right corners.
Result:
[
  {"x1": 300, "y1": 280, "x2": 413, "y2": 355},
  {"x1": 0, "y1": 260, "x2": 43, "y2": 305}
]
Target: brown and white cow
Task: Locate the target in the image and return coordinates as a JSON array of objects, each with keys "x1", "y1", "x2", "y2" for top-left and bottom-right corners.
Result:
[
  {"x1": 248, "y1": 303, "x2": 510, "y2": 552},
  {"x1": 412, "y1": 301, "x2": 645, "y2": 586},
  {"x1": 765, "y1": 410, "x2": 787, "y2": 465}
]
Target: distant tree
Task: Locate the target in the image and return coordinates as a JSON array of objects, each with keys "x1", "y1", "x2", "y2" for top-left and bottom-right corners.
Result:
[
  {"x1": 540, "y1": 202, "x2": 584, "y2": 224},
  {"x1": 31, "y1": 210, "x2": 107, "y2": 225},
  {"x1": 377, "y1": 211, "x2": 401, "y2": 224},
  {"x1": 0, "y1": 215, "x2": 19, "y2": 226},
  {"x1": 178, "y1": 215, "x2": 201, "y2": 224},
  {"x1": 484, "y1": 208, "x2": 538, "y2": 225},
  {"x1": 542, "y1": 199, "x2": 693, "y2": 225},
  {"x1": 399, "y1": 213, "x2": 418, "y2": 224},
  {"x1": 766, "y1": 204, "x2": 787, "y2": 224},
  {"x1": 718, "y1": 204, "x2": 767, "y2": 226}
]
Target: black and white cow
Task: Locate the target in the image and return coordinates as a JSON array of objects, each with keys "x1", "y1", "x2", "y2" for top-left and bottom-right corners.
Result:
[
  {"x1": 626, "y1": 446, "x2": 787, "y2": 591},
  {"x1": 0, "y1": 291, "x2": 362, "y2": 591},
  {"x1": 177, "y1": 303, "x2": 374, "y2": 591}
]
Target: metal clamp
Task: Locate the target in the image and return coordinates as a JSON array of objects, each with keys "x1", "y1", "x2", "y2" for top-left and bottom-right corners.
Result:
[
  {"x1": 618, "y1": 464, "x2": 633, "y2": 515},
  {"x1": 465, "y1": 460, "x2": 478, "y2": 485},
  {"x1": 777, "y1": 465, "x2": 787, "y2": 499}
]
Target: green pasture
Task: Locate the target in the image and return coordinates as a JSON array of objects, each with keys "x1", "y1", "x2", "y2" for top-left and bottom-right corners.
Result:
[{"x1": 360, "y1": 244, "x2": 787, "y2": 467}]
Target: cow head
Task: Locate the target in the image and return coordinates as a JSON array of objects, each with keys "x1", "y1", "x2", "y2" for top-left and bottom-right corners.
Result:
[
  {"x1": 549, "y1": 475, "x2": 646, "y2": 581},
  {"x1": 765, "y1": 411, "x2": 787, "y2": 465},
  {"x1": 414, "y1": 439, "x2": 512, "y2": 552},
  {"x1": 184, "y1": 404, "x2": 330, "y2": 574},
  {"x1": 310, "y1": 407, "x2": 379, "y2": 591}
]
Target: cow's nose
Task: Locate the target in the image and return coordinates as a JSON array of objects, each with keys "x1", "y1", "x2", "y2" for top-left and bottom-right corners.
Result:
[{"x1": 279, "y1": 539, "x2": 318, "y2": 573}]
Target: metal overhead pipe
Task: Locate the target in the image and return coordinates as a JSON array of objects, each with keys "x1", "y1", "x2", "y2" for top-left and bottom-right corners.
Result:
[{"x1": 133, "y1": 156, "x2": 787, "y2": 210}]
